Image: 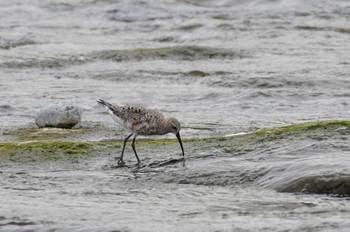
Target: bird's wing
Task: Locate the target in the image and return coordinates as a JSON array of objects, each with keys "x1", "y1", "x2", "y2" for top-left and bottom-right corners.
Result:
[{"x1": 121, "y1": 106, "x2": 164, "y2": 134}]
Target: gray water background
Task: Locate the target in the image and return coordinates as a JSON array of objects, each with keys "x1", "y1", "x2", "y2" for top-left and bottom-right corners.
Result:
[{"x1": 0, "y1": 0, "x2": 350, "y2": 231}]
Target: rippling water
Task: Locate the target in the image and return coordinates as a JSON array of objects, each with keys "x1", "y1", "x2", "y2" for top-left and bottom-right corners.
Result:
[
  {"x1": 1, "y1": 0, "x2": 349, "y2": 137},
  {"x1": 0, "y1": 0, "x2": 350, "y2": 231}
]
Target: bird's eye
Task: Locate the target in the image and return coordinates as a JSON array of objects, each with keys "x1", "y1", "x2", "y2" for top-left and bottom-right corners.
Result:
[{"x1": 173, "y1": 126, "x2": 177, "y2": 130}]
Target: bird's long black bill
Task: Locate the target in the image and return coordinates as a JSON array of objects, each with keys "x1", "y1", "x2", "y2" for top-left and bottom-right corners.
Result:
[{"x1": 176, "y1": 132, "x2": 185, "y2": 157}]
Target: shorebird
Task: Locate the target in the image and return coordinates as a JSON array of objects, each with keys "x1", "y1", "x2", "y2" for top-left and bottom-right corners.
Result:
[{"x1": 97, "y1": 99, "x2": 185, "y2": 164}]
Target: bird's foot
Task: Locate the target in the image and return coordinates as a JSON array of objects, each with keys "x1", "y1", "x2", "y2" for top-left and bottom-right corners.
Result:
[
  {"x1": 115, "y1": 157, "x2": 126, "y2": 166},
  {"x1": 118, "y1": 160, "x2": 125, "y2": 165}
]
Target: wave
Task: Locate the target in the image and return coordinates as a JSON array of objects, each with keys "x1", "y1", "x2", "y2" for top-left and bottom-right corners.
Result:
[
  {"x1": 274, "y1": 174, "x2": 350, "y2": 195},
  {"x1": 92, "y1": 45, "x2": 248, "y2": 62},
  {"x1": 0, "y1": 45, "x2": 247, "y2": 69},
  {"x1": 147, "y1": 121, "x2": 350, "y2": 196},
  {"x1": 0, "y1": 38, "x2": 36, "y2": 50},
  {"x1": 0, "y1": 56, "x2": 87, "y2": 69}
]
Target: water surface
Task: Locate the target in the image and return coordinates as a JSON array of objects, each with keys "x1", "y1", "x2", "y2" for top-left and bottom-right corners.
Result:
[{"x1": 0, "y1": 0, "x2": 350, "y2": 231}]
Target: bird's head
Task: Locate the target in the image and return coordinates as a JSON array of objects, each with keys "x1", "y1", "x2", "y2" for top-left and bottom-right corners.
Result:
[{"x1": 168, "y1": 118, "x2": 181, "y2": 134}]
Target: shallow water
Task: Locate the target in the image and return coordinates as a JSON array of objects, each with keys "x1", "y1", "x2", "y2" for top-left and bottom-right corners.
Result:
[
  {"x1": 0, "y1": 0, "x2": 350, "y2": 231},
  {"x1": 1, "y1": 125, "x2": 350, "y2": 231},
  {"x1": 1, "y1": 0, "x2": 349, "y2": 138}
]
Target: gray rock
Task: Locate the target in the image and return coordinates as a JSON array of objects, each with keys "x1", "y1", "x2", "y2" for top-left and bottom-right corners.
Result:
[{"x1": 35, "y1": 102, "x2": 82, "y2": 128}]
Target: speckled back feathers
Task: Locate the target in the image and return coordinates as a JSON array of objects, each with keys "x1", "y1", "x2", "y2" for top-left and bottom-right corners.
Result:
[{"x1": 97, "y1": 99, "x2": 172, "y2": 135}]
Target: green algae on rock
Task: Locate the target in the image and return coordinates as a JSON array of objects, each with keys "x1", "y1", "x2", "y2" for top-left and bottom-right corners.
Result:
[
  {"x1": 254, "y1": 120, "x2": 350, "y2": 136},
  {"x1": 1, "y1": 120, "x2": 348, "y2": 164},
  {"x1": 252, "y1": 120, "x2": 350, "y2": 143},
  {"x1": 0, "y1": 141, "x2": 123, "y2": 164}
]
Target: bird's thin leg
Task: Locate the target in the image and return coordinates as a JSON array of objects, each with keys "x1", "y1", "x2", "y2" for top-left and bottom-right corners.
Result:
[
  {"x1": 131, "y1": 134, "x2": 140, "y2": 163},
  {"x1": 117, "y1": 133, "x2": 133, "y2": 164}
]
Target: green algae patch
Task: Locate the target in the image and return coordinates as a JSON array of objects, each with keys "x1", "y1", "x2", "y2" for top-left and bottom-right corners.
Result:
[
  {"x1": 178, "y1": 24, "x2": 203, "y2": 31},
  {"x1": 0, "y1": 141, "x2": 98, "y2": 163},
  {"x1": 12, "y1": 127, "x2": 93, "y2": 141},
  {"x1": 1, "y1": 141, "x2": 89, "y2": 154},
  {"x1": 93, "y1": 45, "x2": 247, "y2": 62},
  {"x1": 253, "y1": 120, "x2": 350, "y2": 142},
  {"x1": 139, "y1": 138, "x2": 180, "y2": 146}
]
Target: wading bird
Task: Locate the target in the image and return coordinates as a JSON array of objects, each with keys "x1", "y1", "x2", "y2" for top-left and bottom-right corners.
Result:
[{"x1": 97, "y1": 99, "x2": 185, "y2": 164}]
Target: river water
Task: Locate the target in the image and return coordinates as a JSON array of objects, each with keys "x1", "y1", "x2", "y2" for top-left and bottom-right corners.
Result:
[{"x1": 0, "y1": 0, "x2": 350, "y2": 231}]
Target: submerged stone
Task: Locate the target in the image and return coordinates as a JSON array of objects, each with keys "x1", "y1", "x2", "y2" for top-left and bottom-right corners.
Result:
[{"x1": 35, "y1": 102, "x2": 82, "y2": 129}]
